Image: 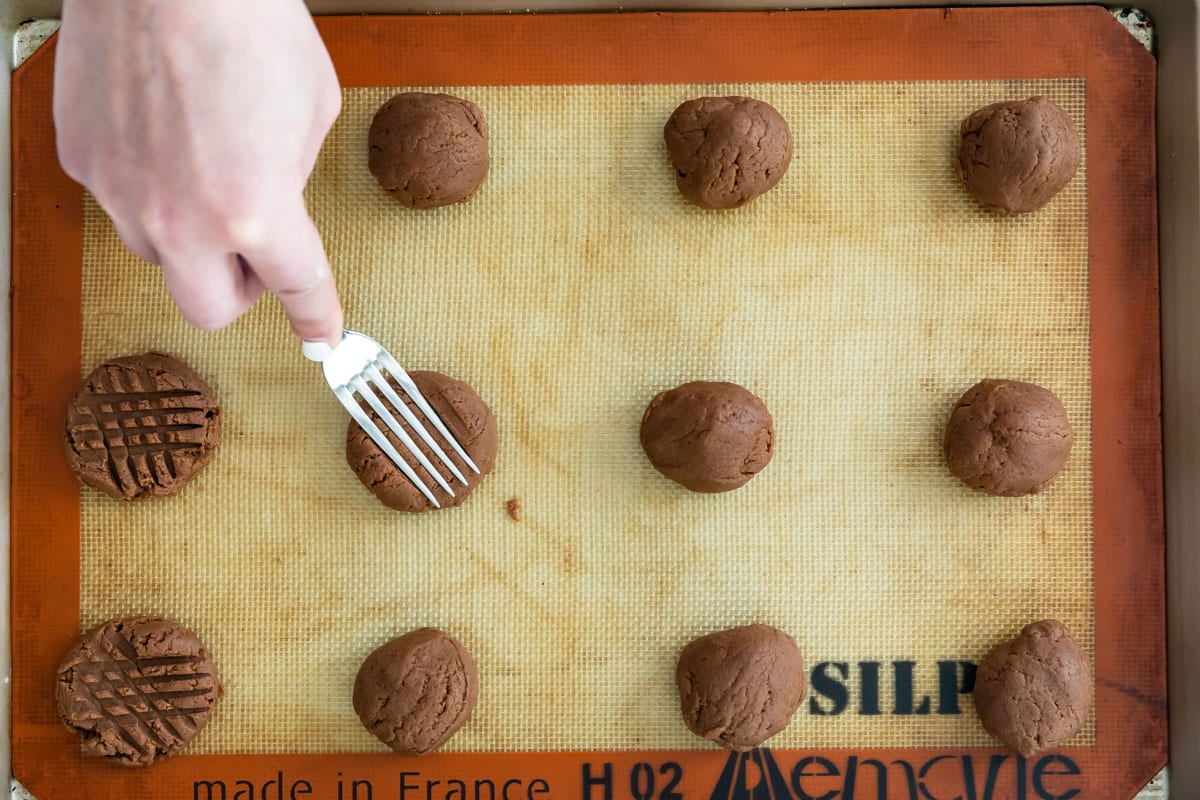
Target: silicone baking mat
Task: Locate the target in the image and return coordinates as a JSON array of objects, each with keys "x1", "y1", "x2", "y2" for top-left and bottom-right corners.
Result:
[
  {"x1": 11, "y1": 8, "x2": 1163, "y2": 799},
  {"x1": 75, "y1": 76, "x2": 1096, "y2": 754}
]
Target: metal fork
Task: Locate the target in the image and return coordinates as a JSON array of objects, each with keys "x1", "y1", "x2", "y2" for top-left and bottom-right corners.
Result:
[{"x1": 303, "y1": 330, "x2": 479, "y2": 508}]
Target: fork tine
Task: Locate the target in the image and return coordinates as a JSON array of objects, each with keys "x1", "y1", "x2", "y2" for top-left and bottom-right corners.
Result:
[
  {"x1": 335, "y1": 387, "x2": 441, "y2": 508},
  {"x1": 350, "y1": 377, "x2": 455, "y2": 497},
  {"x1": 377, "y1": 352, "x2": 481, "y2": 475},
  {"x1": 365, "y1": 366, "x2": 469, "y2": 487}
]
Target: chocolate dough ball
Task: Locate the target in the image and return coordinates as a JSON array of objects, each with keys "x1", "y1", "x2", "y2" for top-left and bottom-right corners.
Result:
[
  {"x1": 974, "y1": 619, "x2": 1093, "y2": 757},
  {"x1": 943, "y1": 379, "x2": 1073, "y2": 497},
  {"x1": 56, "y1": 615, "x2": 221, "y2": 766},
  {"x1": 676, "y1": 624, "x2": 806, "y2": 751},
  {"x1": 956, "y1": 97, "x2": 1080, "y2": 214},
  {"x1": 368, "y1": 92, "x2": 489, "y2": 208},
  {"x1": 640, "y1": 381, "x2": 773, "y2": 493},
  {"x1": 346, "y1": 371, "x2": 497, "y2": 512},
  {"x1": 664, "y1": 96, "x2": 792, "y2": 209},
  {"x1": 353, "y1": 628, "x2": 479, "y2": 755},
  {"x1": 64, "y1": 353, "x2": 221, "y2": 501}
]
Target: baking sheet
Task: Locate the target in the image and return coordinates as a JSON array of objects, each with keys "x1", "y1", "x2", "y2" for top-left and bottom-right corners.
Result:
[
  {"x1": 12, "y1": 9, "x2": 1164, "y2": 798},
  {"x1": 79, "y1": 78, "x2": 1092, "y2": 753}
]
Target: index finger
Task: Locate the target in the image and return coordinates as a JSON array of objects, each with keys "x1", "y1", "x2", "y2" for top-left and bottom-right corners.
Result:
[{"x1": 236, "y1": 202, "x2": 344, "y2": 346}]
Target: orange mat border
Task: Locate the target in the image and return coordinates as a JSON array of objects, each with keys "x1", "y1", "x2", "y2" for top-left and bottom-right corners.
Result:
[{"x1": 11, "y1": 8, "x2": 1163, "y2": 799}]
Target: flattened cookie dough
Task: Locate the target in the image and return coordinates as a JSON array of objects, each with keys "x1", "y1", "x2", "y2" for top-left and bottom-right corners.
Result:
[
  {"x1": 346, "y1": 371, "x2": 498, "y2": 511},
  {"x1": 943, "y1": 378, "x2": 1073, "y2": 497},
  {"x1": 353, "y1": 628, "x2": 479, "y2": 755},
  {"x1": 956, "y1": 96, "x2": 1080, "y2": 214},
  {"x1": 664, "y1": 96, "x2": 792, "y2": 209},
  {"x1": 64, "y1": 353, "x2": 221, "y2": 500},
  {"x1": 640, "y1": 381, "x2": 774, "y2": 493},
  {"x1": 56, "y1": 615, "x2": 221, "y2": 767},
  {"x1": 676, "y1": 625, "x2": 806, "y2": 751},
  {"x1": 368, "y1": 92, "x2": 489, "y2": 208},
  {"x1": 974, "y1": 619, "x2": 1093, "y2": 757}
]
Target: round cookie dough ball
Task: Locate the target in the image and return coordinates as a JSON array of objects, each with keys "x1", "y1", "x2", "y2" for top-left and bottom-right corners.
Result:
[
  {"x1": 346, "y1": 370, "x2": 498, "y2": 512},
  {"x1": 664, "y1": 96, "x2": 792, "y2": 209},
  {"x1": 956, "y1": 96, "x2": 1080, "y2": 214},
  {"x1": 353, "y1": 628, "x2": 479, "y2": 755},
  {"x1": 56, "y1": 615, "x2": 221, "y2": 766},
  {"x1": 640, "y1": 381, "x2": 773, "y2": 493},
  {"x1": 676, "y1": 624, "x2": 806, "y2": 751},
  {"x1": 64, "y1": 352, "x2": 222, "y2": 501},
  {"x1": 974, "y1": 619, "x2": 1093, "y2": 757},
  {"x1": 943, "y1": 378, "x2": 1073, "y2": 497},
  {"x1": 368, "y1": 92, "x2": 489, "y2": 208}
]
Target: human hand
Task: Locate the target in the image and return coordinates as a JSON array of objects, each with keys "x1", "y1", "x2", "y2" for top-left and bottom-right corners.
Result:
[{"x1": 54, "y1": 0, "x2": 344, "y2": 346}]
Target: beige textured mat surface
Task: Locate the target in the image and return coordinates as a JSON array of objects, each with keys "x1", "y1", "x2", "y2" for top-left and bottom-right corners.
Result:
[{"x1": 80, "y1": 79, "x2": 1091, "y2": 753}]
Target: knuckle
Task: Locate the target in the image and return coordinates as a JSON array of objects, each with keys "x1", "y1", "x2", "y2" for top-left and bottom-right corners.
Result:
[
  {"x1": 185, "y1": 303, "x2": 238, "y2": 332},
  {"x1": 225, "y1": 214, "x2": 271, "y2": 252},
  {"x1": 273, "y1": 265, "x2": 331, "y2": 299},
  {"x1": 139, "y1": 204, "x2": 184, "y2": 251},
  {"x1": 118, "y1": 237, "x2": 156, "y2": 264}
]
